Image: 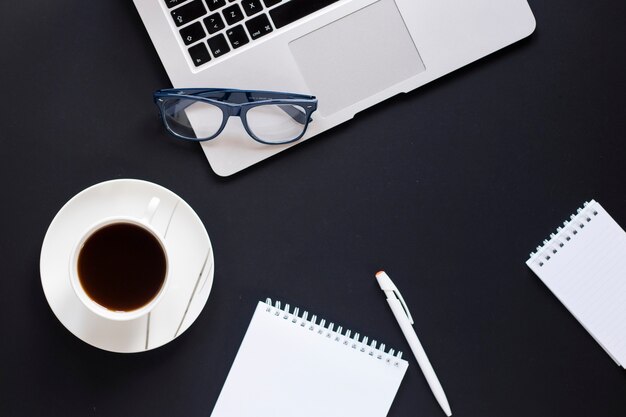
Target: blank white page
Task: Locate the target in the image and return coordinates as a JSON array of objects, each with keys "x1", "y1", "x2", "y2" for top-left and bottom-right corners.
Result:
[
  {"x1": 527, "y1": 200, "x2": 626, "y2": 367},
  {"x1": 210, "y1": 300, "x2": 408, "y2": 417}
]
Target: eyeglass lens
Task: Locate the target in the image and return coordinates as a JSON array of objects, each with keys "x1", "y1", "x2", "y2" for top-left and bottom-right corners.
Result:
[
  {"x1": 245, "y1": 104, "x2": 308, "y2": 144},
  {"x1": 162, "y1": 98, "x2": 224, "y2": 140}
]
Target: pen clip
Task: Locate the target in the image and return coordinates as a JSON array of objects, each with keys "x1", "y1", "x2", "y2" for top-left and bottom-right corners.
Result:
[
  {"x1": 393, "y1": 289, "x2": 414, "y2": 325},
  {"x1": 376, "y1": 271, "x2": 414, "y2": 325}
]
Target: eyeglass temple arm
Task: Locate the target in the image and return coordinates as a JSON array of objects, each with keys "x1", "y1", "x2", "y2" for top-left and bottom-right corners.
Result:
[
  {"x1": 277, "y1": 104, "x2": 310, "y2": 125},
  {"x1": 163, "y1": 94, "x2": 310, "y2": 125},
  {"x1": 241, "y1": 91, "x2": 309, "y2": 124}
]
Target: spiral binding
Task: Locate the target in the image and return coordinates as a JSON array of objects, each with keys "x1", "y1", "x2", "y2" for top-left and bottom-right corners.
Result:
[
  {"x1": 264, "y1": 298, "x2": 404, "y2": 366},
  {"x1": 528, "y1": 200, "x2": 599, "y2": 267}
]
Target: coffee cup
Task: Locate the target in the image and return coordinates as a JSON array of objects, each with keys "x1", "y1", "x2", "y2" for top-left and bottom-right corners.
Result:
[{"x1": 69, "y1": 197, "x2": 169, "y2": 321}]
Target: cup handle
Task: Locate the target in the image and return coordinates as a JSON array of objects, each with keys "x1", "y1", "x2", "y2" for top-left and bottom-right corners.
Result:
[{"x1": 141, "y1": 197, "x2": 161, "y2": 225}]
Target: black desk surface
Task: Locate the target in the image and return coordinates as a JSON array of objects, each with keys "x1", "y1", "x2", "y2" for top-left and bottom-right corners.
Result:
[{"x1": 2, "y1": 1, "x2": 626, "y2": 416}]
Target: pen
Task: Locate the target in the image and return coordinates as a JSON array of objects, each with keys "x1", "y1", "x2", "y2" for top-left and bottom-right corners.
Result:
[{"x1": 375, "y1": 270, "x2": 452, "y2": 417}]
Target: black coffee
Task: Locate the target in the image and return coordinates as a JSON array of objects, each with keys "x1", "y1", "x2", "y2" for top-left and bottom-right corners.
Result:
[{"x1": 78, "y1": 222, "x2": 166, "y2": 312}]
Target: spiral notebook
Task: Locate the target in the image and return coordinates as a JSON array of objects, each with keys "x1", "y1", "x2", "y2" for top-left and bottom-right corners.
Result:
[
  {"x1": 527, "y1": 200, "x2": 626, "y2": 367},
  {"x1": 210, "y1": 299, "x2": 408, "y2": 417}
]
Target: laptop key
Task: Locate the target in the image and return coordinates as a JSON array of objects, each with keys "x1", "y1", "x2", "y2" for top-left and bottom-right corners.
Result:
[
  {"x1": 270, "y1": 0, "x2": 339, "y2": 29},
  {"x1": 180, "y1": 22, "x2": 206, "y2": 45},
  {"x1": 245, "y1": 14, "x2": 273, "y2": 40},
  {"x1": 188, "y1": 42, "x2": 212, "y2": 66},
  {"x1": 241, "y1": 0, "x2": 263, "y2": 17},
  {"x1": 205, "y1": 0, "x2": 226, "y2": 12},
  {"x1": 204, "y1": 13, "x2": 226, "y2": 34},
  {"x1": 171, "y1": 0, "x2": 207, "y2": 27},
  {"x1": 226, "y1": 25, "x2": 249, "y2": 49},
  {"x1": 208, "y1": 34, "x2": 231, "y2": 58},
  {"x1": 262, "y1": 0, "x2": 281, "y2": 7},
  {"x1": 222, "y1": 4, "x2": 244, "y2": 25},
  {"x1": 165, "y1": 0, "x2": 187, "y2": 8}
]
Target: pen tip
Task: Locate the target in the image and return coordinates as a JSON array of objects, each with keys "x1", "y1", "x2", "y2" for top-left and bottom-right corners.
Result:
[{"x1": 375, "y1": 270, "x2": 385, "y2": 277}]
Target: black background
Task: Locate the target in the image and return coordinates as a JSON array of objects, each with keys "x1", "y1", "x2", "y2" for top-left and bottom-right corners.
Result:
[{"x1": 1, "y1": 1, "x2": 626, "y2": 416}]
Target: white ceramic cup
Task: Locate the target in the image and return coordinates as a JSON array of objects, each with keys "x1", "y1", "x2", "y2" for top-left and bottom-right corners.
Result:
[{"x1": 69, "y1": 197, "x2": 169, "y2": 321}]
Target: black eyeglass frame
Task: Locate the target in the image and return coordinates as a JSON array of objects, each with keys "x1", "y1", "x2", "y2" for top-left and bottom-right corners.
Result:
[{"x1": 153, "y1": 88, "x2": 318, "y2": 145}]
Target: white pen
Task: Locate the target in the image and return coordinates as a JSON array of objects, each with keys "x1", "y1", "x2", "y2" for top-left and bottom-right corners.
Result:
[{"x1": 376, "y1": 270, "x2": 452, "y2": 417}]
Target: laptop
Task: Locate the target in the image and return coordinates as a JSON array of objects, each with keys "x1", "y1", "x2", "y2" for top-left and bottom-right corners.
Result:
[{"x1": 134, "y1": 0, "x2": 535, "y2": 176}]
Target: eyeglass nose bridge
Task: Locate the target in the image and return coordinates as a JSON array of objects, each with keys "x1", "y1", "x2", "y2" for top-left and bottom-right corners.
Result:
[{"x1": 224, "y1": 105, "x2": 242, "y2": 117}]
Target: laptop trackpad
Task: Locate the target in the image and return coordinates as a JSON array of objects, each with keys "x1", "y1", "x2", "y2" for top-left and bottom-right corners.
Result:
[{"x1": 289, "y1": 0, "x2": 425, "y2": 117}]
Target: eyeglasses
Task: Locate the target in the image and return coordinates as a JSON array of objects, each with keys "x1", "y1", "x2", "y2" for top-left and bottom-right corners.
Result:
[{"x1": 153, "y1": 88, "x2": 318, "y2": 145}]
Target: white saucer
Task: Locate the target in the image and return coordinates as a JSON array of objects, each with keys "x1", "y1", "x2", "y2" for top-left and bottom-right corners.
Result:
[{"x1": 40, "y1": 179, "x2": 214, "y2": 353}]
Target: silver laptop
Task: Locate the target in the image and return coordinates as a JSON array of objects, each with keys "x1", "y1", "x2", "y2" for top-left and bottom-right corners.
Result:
[{"x1": 134, "y1": 0, "x2": 535, "y2": 176}]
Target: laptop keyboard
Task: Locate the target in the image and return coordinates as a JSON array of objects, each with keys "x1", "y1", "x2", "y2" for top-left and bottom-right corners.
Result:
[{"x1": 166, "y1": 0, "x2": 340, "y2": 67}]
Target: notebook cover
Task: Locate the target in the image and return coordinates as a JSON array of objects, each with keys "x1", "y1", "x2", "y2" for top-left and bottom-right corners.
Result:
[
  {"x1": 527, "y1": 200, "x2": 626, "y2": 367},
  {"x1": 210, "y1": 299, "x2": 408, "y2": 417}
]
